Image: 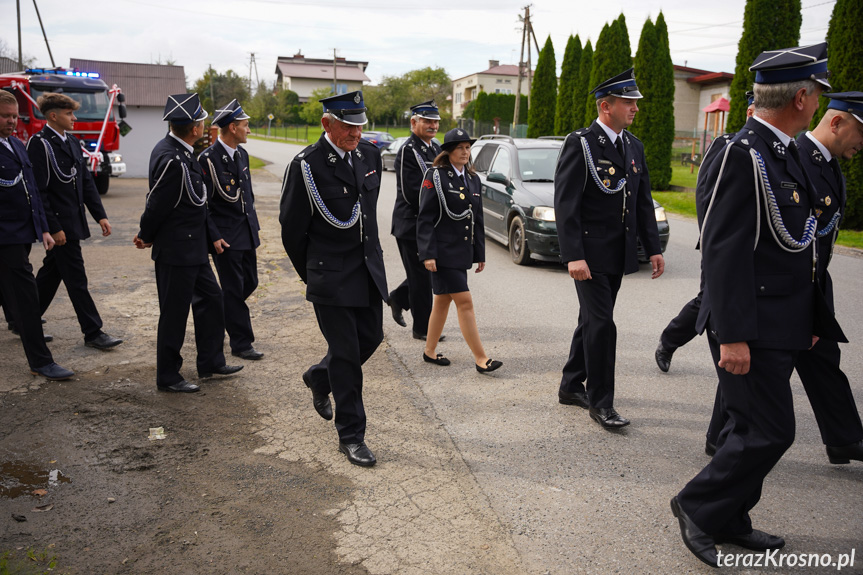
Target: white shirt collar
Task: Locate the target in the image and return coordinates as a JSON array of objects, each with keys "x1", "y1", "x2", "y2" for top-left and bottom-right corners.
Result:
[
  {"x1": 47, "y1": 124, "x2": 67, "y2": 142},
  {"x1": 752, "y1": 115, "x2": 792, "y2": 147},
  {"x1": 804, "y1": 131, "x2": 832, "y2": 162},
  {"x1": 452, "y1": 165, "x2": 465, "y2": 178},
  {"x1": 596, "y1": 118, "x2": 622, "y2": 143},
  {"x1": 218, "y1": 136, "x2": 237, "y2": 159},
  {"x1": 324, "y1": 133, "x2": 348, "y2": 158},
  {"x1": 168, "y1": 131, "x2": 195, "y2": 154}
]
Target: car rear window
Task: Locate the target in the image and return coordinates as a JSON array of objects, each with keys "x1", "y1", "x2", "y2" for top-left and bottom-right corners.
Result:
[{"x1": 473, "y1": 144, "x2": 499, "y2": 173}]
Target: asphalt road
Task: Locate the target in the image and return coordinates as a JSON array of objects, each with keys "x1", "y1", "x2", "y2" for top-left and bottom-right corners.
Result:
[{"x1": 245, "y1": 136, "x2": 863, "y2": 574}]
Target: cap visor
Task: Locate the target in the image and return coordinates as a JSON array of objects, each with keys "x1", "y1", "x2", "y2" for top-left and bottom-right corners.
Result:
[{"x1": 338, "y1": 112, "x2": 368, "y2": 126}]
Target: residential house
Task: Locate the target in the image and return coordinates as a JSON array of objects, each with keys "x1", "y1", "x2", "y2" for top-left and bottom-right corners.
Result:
[
  {"x1": 673, "y1": 65, "x2": 734, "y2": 138},
  {"x1": 275, "y1": 52, "x2": 370, "y2": 103},
  {"x1": 452, "y1": 60, "x2": 532, "y2": 120}
]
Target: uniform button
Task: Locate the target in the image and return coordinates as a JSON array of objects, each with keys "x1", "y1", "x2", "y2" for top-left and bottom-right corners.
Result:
[
  {"x1": 625, "y1": 209, "x2": 629, "y2": 214},
  {"x1": 465, "y1": 225, "x2": 469, "y2": 230},
  {"x1": 584, "y1": 231, "x2": 589, "y2": 235},
  {"x1": 187, "y1": 234, "x2": 192, "y2": 238},
  {"x1": 365, "y1": 256, "x2": 368, "y2": 260},
  {"x1": 464, "y1": 237, "x2": 468, "y2": 241},
  {"x1": 627, "y1": 191, "x2": 632, "y2": 196},
  {"x1": 318, "y1": 261, "x2": 323, "y2": 265},
  {"x1": 363, "y1": 214, "x2": 368, "y2": 219},
  {"x1": 625, "y1": 227, "x2": 629, "y2": 232},
  {"x1": 760, "y1": 285, "x2": 765, "y2": 292},
  {"x1": 364, "y1": 235, "x2": 368, "y2": 241}
]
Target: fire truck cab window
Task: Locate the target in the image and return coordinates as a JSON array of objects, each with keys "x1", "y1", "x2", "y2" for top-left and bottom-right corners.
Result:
[{"x1": 29, "y1": 86, "x2": 111, "y2": 121}]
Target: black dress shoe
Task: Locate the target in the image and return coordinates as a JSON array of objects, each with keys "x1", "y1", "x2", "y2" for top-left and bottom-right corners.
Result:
[
  {"x1": 412, "y1": 331, "x2": 445, "y2": 342},
  {"x1": 303, "y1": 372, "x2": 333, "y2": 420},
  {"x1": 476, "y1": 359, "x2": 502, "y2": 373},
  {"x1": 198, "y1": 364, "x2": 244, "y2": 378},
  {"x1": 589, "y1": 407, "x2": 630, "y2": 428},
  {"x1": 655, "y1": 343, "x2": 673, "y2": 372},
  {"x1": 10, "y1": 325, "x2": 52, "y2": 342},
  {"x1": 423, "y1": 352, "x2": 451, "y2": 366},
  {"x1": 30, "y1": 362, "x2": 74, "y2": 381},
  {"x1": 232, "y1": 348, "x2": 265, "y2": 360},
  {"x1": 705, "y1": 439, "x2": 717, "y2": 457},
  {"x1": 387, "y1": 297, "x2": 406, "y2": 327},
  {"x1": 558, "y1": 389, "x2": 589, "y2": 408},
  {"x1": 339, "y1": 441, "x2": 376, "y2": 467},
  {"x1": 85, "y1": 332, "x2": 123, "y2": 350},
  {"x1": 670, "y1": 496, "x2": 718, "y2": 568},
  {"x1": 826, "y1": 440, "x2": 863, "y2": 464},
  {"x1": 716, "y1": 529, "x2": 785, "y2": 551},
  {"x1": 157, "y1": 380, "x2": 200, "y2": 393}
]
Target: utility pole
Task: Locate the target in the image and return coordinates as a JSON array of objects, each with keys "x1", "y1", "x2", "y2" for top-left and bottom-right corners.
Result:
[
  {"x1": 16, "y1": 0, "x2": 22, "y2": 70},
  {"x1": 513, "y1": 6, "x2": 528, "y2": 127},
  {"x1": 248, "y1": 53, "x2": 255, "y2": 94},
  {"x1": 333, "y1": 48, "x2": 338, "y2": 95},
  {"x1": 32, "y1": 0, "x2": 54, "y2": 67}
]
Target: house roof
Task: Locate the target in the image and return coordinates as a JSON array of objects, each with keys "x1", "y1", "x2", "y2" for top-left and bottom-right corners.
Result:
[
  {"x1": 688, "y1": 71, "x2": 735, "y2": 86},
  {"x1": 674, "y1": 64, "x2": 714, "y2": 76},
  {"x1": 0, "y1": 56, "x2": 20, "y2": 74},
  {"x1": 453, "y1": 64, "x2": 524, "y2": 83},
  {"x1": 276, "y1": 60, "x2": 370, "y2": 83},
  {"x1": 69, "y1": 58, "x2": 186, "y2": 107}
]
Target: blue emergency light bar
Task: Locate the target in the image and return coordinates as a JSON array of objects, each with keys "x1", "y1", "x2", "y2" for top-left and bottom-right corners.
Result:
[{"x1": 25, "y1": 68, "x2": 100, "y2": 79}]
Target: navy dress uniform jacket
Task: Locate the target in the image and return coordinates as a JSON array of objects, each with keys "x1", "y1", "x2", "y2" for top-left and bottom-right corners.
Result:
[
  {"x1": 697, "y1": 118, "x2": 816, "y2": 350},
  {"x1": 139, "y1": 135, "x2": 221, "y2": 265},
  {"x1": 280, "y1": 135, "x2": 388, "y2": 306},
  {"x1": 27, "y1": 128, "x2": 106, "y2": 240},
  {"x1": 416, "y1": 165, "x2": 485, "y2": 268},
  {"x1": 392, "y1": 133, "x2": 440, "y2": 239},
  {"x1": 0, "y1": 137, "x2": 48, "y2": 244},
  {"x1": 554, "y1": 121, "x2": 661, "y2": 274},
  {"x1": 796, "y1": 134, "x2": 844, "y2": 311},
  {"x1": 199, "y1": 141, "x2": 261, "y2": 250}
]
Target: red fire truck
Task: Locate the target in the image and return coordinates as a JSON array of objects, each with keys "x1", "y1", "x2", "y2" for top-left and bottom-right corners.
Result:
[{"x1": 0, "y1": 67, "x2": 128, "y2": 195}]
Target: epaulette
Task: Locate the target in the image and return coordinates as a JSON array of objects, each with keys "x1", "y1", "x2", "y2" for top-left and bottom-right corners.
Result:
[
  {"x1": 296, "y1": 142, "x2": 318, "y2": 160},
  {"x1": 357, "y1": 139, "x2": 376, "y2": 151},
  {"x1": 623, "y1": 129, "x2": 641, "y2": 143},
  {"x1": 730, "y1": 128, "x2": 758, "y2": 149}
]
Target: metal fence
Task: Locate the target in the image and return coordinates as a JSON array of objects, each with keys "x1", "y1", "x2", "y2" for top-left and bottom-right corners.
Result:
[{"x1": 456, "y1": 119, "x2": 528, "y2": 138}]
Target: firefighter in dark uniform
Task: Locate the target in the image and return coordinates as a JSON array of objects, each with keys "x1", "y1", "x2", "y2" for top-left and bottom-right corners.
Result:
[
  {"x1": 655, "y1": 92, "x2": 755, "y2": 374},
  {"x1": 279, "y1": 91, "x2": 388, "y2": 467},
  {"x1": 26, "y1": 93, "x2": 123, "y2": 350},
  {"x1": 199, "y1": 99, "x2": 263, "y2": 361},
  {"x1": 553, "y1": 68, "x2": 664, "y2": 430},
  {"x1": 0, "y1": 90, "x2": 73, "y2": 380},
  {"x1": 133, "y1": 93, "x2": 242, "y2": 393},
  {"x1": 416, "y1": 128, "x2": 500, "y2": 373},
  {"x1": 671, "y1": 44, "x2": 834, "y2": 568},
  {"x1": 388, "y1": 100, "x2": 442, "y2": 340},
  {"x1": 703, "y1": 92, "x2": 863, "y2": 465}
]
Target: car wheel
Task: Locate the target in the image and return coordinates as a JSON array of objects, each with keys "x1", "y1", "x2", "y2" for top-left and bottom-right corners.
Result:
[{"x1": 508, "y1": 215, "x2": 532, "y2": 266}]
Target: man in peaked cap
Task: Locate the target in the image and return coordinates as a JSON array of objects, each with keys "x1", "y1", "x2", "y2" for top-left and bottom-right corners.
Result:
[
  {"x1": 671, "y1": 43, "x2": 834, "y2": 568},
  {"x1": 703, "y1": 92, "x2": 863, "y2": 465},
  {"x1": 27, "y1": 92, "x2": 124, "y2": 351},
  {"x1": 199, "y1": 99, "x2": 263, "y2": 361},
  {"x1": 133, "y1": 93, "x2": 242, "y2": 393},
  {"x1": 0, "y1": 89, "x2": 74, "y2": 381},
  {"x1": 553, "y1": 67, "x2": 664, "y2": 430},
  {"x1": 279, "y1": 90, "x2": 388, "y2": 467},
  {"x1": 388, "y1": 100, "x2": 443, "y2": 340}
]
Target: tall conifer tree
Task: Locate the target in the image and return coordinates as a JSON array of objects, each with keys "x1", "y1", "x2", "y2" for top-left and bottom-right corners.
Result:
[
  {"x1": 727, "y1": 0, "x2": 801, "y2": 131},
  {"x1": 630, "y1": 18, "x2": 656, "y2": 140},
  {"x1": 555, "y1": 35, "x2": 582, "y2": 135},
  {"x1": 528, "y1": 36, "x2": 558, "y2": 137},
  {"x1": 573, "y1": 41, "x2": 593, "y2": 129},
  {"x1": 649, "y1": 12, "x2": 675, "y2": 190},
  {"x1": 585, "y1": 15, "x2": 632, "y2": 125},
  {"x1": 814, "y1": 0, "x2": 863, "y2": 228}
]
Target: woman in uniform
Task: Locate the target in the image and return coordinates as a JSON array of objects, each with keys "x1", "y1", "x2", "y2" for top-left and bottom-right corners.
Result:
[{"x1": 416, "y1": 128, "x2": 502, "y2": 374}]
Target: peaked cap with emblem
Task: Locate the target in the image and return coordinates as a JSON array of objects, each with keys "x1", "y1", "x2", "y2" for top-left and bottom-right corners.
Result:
[
  {"x1": 213, "y1": 98, "x2": 250, "y2": 128},
  {"x1": 163, "y1": 93, "x2": 208, "y2": 124},
  {"x1": 749, "y1": 42, "x2": 831, "y2": 89},
  {"x1": 590, "y1": 67, "x2": 643, "y2": 100},
  {"x1": 824, "y1": 91, "x2": 863, "y2": 125},
  {"x1": 410, "y1": 100, "x2": 441, "y2": 120},
  {"x1": 321, "y1": 90, "x2": 368, "y2": 126},
  {"x1": 440, "y1": 127, "x2": 476, "y2": 152},
  {"x1": 746, "y1": 90, "x2": 755, "y2": 106}
]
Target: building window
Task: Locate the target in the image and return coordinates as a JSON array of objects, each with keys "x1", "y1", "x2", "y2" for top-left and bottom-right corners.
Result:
[
  {"x1": 332, "y1": 83, "x2": 349, "y2": 95},
  {"x1": 496, "y1": 78, "x2": 503, "y2": 83},
  {"x1": 505, "y1": 79, "x2": 512, "y2": 84}
]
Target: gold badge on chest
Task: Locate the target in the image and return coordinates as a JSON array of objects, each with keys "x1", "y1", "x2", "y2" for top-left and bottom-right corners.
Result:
[
  {"x1": 792, "y1": 191, "x2": 800, "y2": 204},
  {"x1": 825, "y1": 196, "x2": 832, "y2": 206},
  {"x1": 608, "y1": 167, "x2": 615, "y2": 176}
]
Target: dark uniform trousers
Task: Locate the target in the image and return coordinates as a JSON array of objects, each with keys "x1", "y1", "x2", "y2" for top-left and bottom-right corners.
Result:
[
  {"x1": 390, "y1": 134, "x2": 440, "y2": 335},
  {"x1": 554, "y1": 122, "x2": 662, "y2": 409},
  {"x1": 154, "y1": 261, "x2": 225, "y2": 385},
  {"x1": 705, "y1": 134, "x2": 863, "y2": 449},
  {"x1": 280, "y1": 135, "x2": 388, "y2": 444},
  {"x1": 36, "y1": 240, "x2": 102, "y2": 338},
  {"x1": 0, "y1": 244, "x2": 53, "y2": 368},
  {"x1": 139, "y1": 135, "x2": 227, "y2": 386},
  {"x1": 681, "y1": 117, "x2": 829, "y2": 536},
  {"x1": 0, "y1": 137, "x2": 53, "y2": 369},
  {"x1": 27, "y1": 128, "x2": 108, "y2": 340},
  {"x1": 200, "y1": 142, "x2": 261, "y2": 353},
  {"x1": 659, "y1": 288, "x2": 701, "y2": 353}
]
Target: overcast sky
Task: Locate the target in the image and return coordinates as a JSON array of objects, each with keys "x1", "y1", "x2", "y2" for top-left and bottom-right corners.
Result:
[{"x1": 4, "y1": 0, "x2": 834, "y2": 89}]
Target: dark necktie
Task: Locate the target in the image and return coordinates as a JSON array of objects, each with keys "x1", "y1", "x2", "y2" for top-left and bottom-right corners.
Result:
[
  {"x1": 829, "y1": 157, "x2": 845, "y2": 202},
  {"x1": 615, "y1": 136, "x2": 624, "y2": 161},
  {"x1": 344, "y1": 151, "x2": 353, "y2": 168}
]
